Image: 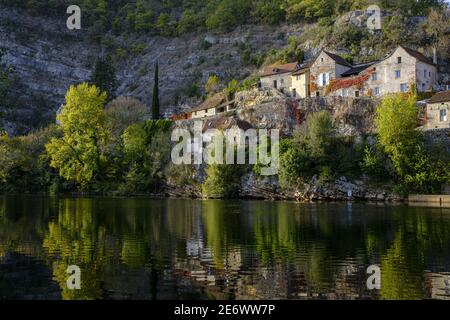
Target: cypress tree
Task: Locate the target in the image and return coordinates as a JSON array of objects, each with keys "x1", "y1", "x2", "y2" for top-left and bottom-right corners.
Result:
[
  {"x1": 151, "y1": 62, "x2": 160, "y2": 119},
  {"x1": 90, "y1": 55, "x2": 117, "y2": 102}
]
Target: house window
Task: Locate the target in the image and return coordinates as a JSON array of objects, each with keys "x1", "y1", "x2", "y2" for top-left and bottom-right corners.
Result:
[
  {"x1": 424, "y1": 70, "x2": 427, "y2": 78},
  {"x1": 372, "y1": 73, "x2": 378, "y2": 81},
  {"x1": 397, "y1": 57, "x2": 402, "y2": 63},
  {"x1": 395, "y1": 70, "x2": 401, "y2": 78},
  {"x1": 355, "y1": 91, "x2": 360, "y2": 97},
  {"x1": 400, "y1": 83, "x2": 408, "y2": 92},
  {"x1": 281, "y1": 78, "x2": 284, "y2": 84},
  {"x1": 342, "y1": 89, "x2": 348, "y2": 97},
  {"x1": 292, "y1": 88, "x2": 297, "y2": 97},
  {"x1": 321, "y1": 58, "x2": 324, "y2": 62},
  {"x1": 440, "y1": 109, "x2": 448, "y2": 122},
  {"x1": 316, "y1": 91, "x2": 320, "y2": 97},
  {"x1": 374, "y1": 87, "x2": 380, "y2": 96},
  {"x1": 322, "y1": 73, "x2": 327, "y2": 86},
  {"x1": 273, "y1": 80, "x2": 277, "y2": 89},
  {"x1": 429, "y1": 71, "x2": 431, "y2": 77}
]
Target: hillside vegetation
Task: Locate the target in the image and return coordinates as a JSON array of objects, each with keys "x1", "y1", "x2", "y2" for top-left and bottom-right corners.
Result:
[
  {"x1": 0, "y1": 0, "x2": 446, "y2": 35},
  {"x1": 0, "y1": 0, "x2": 448, "y2": 136}
]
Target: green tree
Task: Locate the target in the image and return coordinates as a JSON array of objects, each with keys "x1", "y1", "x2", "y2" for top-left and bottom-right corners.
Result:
[
  {"x1": 0, "y1": 49, "x2": 13, "y2": 101},
  {"x1": 151, "y1": 62, "x2": 160, "y2": 119},
  {"x1": 206, "y1": 2, "x2": 237, "y2": 33},
  {"x1": 375, "y1": 94, "x2": 421, "y2": 178},
  {"x1": 45, "y1": 83, "x2": 108, "y2": 188},
  {"x1": 90, "y1": 56, "x2": 117, "y2": 101},
  {"x1": 305, "y1": 111, "x2": 334, "y2": 157},
  {"x1": 374, "y1": 94, "x2": 450, "y2": 193},
  {"x1": 202, "y1": 164, "x2": 243, "y2": 199},
  {"x1": 205, "y1": 74, "x2": 221, "y2": 94},
  {"x1": 225, "y1": 79, "x2": 240, "y2": 100}
]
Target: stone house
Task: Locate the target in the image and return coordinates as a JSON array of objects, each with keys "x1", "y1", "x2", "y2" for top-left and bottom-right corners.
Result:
[
  {"x1": 324, "y1": 46, "x2": 438, "y2": 98},
  {"x1": 309, "y1": 50, "x2": 353, "y2": 97},
  {"x1": 327, "y1": 62, "x2": 378, "y2": 98},
  {"x1": 426, "y1": 90, "x2": 450, "y2": 130},
  {"x1": 259, "y1": 63, "x2": 299, "y2": 94},
  {"x1": 290, "y1": 66, "x2": 310, "y2": 99},
  {"x1": 366, "y1": 46, "x2": 437, "y2": 96},
  {"x1": 182, "y1": 93, "x2": 236, "y2": 119}
]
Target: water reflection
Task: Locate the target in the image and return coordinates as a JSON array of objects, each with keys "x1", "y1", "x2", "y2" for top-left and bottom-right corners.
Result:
[{"x1": 0, "y1": 195, "x2": 450, "y2": 300}]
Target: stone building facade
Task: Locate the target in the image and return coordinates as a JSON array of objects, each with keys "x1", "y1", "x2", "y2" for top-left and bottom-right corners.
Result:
[
  {"x1": 426, "y1": 91, "x2": 450, "y2": 130},
  {"x1": 365, "y1": 46, "x2": 437, "y2": 96},
  {"x1": 309, "y1": 51, "x2": 352, "y2": 97},
  {"x1": 290, "y1": 68, "x2": 310, "y2": 99},
  {"x1": 259, "y1": 63, "x2": 298, "y2": 94},
  {"x1": 313, "y1": 46, "x2": 438, "y2": 98}
]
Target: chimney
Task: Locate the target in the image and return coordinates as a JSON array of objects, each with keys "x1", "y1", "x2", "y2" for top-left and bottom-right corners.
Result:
[{"x1": 433, "y1": 47, "x2": 437, "y2": 65}]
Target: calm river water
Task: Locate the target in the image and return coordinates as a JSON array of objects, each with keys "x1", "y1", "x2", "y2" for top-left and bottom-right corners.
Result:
[{"x1": 0, "y1": 195, "x2": 449, "y2": 300}]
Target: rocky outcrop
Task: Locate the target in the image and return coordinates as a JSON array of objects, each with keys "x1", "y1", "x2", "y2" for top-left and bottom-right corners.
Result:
[
  {"x1": 0, "y1": 6, "x2": 300, "y2": 134},
  {"x1": 240, "y1": 172, "x2": 399, "y2": 202},
  {"x1": 302, "y1": 176, "x2": 399, "y2": 202},
  {"x1": 297, "y1": 96, "x2": 378, "y2": 136},
  {"x1": 235, "y1": 88, "x2": 296, "y2": 135}
]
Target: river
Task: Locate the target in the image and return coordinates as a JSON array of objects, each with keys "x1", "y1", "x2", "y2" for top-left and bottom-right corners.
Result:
[{"x1": 0, "y1": 195, "x2": 449, "y2": 300}]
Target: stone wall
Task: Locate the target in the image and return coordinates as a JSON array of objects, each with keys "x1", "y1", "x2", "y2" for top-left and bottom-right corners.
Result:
[{"x1": 423, "y1": 128, "x2": 450, "y2": 151}]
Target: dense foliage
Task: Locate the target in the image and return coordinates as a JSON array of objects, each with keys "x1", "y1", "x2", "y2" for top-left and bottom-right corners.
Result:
[
  {"x1": 0, "y1": 83, "x2": 174, "y2": 194},
  {"x1": 1, "y1": 90, "x2": 450, "y2": 197},
  {"x1": 0, "y1": 49, "x2": 13, "y2": 101},
  {"x1": 0, "y1": 0, "x2": 446, "y2": 35},
  {"x1": 277, "y1": 95, "x2": 450, "y2": 195},
  {"x1": 372, "y1": 94, "x2": 450, "y2": 194},
  {"x1": 89, "y1": 56, "x2": 117, "y2": 101},
  {"x1": 278, "y1": 111, "x2": 365, "y2": 190}
]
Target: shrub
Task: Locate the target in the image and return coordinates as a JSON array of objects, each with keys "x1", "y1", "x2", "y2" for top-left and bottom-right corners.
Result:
[{"x1": 202, "y1": 164, "x2": 243, "y2": 199}]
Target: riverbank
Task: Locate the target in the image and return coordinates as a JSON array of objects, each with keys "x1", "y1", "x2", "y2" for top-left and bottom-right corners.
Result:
[
  {"x1": 409, "y1": 194, "x2": 450, "y2": 208},
  {"x1": 4, "y1": 190, "x2": 450, "y2": 208}
]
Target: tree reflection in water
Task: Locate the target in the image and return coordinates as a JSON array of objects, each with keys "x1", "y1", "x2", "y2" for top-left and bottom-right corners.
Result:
[{"x1": 0, "y1": 195, "x2": 450, "y2": 300}]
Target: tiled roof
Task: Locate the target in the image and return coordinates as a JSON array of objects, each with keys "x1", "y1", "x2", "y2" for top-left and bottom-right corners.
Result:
[
  {"x1": 400, "y1": 45, "x2": 435, "y2": 65},
  {"x1": 290, "y1": 61, "x2": 312, "y2": 75},
  {"x1": 428, "y1": 91, "x2": 450, "y2": 104},
  {"x1": 291, "y1": 68, "x2": 309, "y2": 76},
  {"x1": 323, "y1": 51, "x2": 353, "y2": 67},
  {"x1": 260, "y1": 63, "x2": 299, "y2": 77}
]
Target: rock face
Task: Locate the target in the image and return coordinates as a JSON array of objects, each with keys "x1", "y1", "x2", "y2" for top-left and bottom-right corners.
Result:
[
  {"x1": 297, "y1": 96, "x2": 378, "y2": 136},
  {"x1": 240, "y1": 172, "x2": 399, "y2": 202},
  {"x1": 0, "y1": 6, "x2": 301, "y2": 134}
]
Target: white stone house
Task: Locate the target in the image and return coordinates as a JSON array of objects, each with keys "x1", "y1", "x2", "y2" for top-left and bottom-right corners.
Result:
[
  {"x1": 322, "y1": 46, "x2": 438, "y2": 98},
  {"x1": 366, "y1": 45, "x2": 437, "y2": 96},
  {"x1": 259, "y1": 63, "x2": 299, "y2": 94},
  {"x1": 426, "y1": 91, "x2": 450, "y2": 130},
  {"x1": 188, "y1": 93, "x2": 236, "y2": 119}
]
